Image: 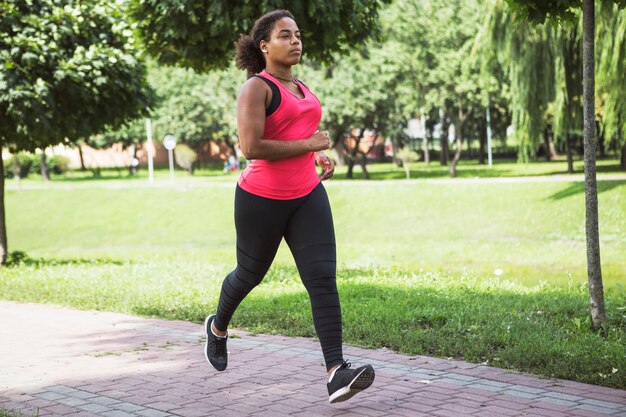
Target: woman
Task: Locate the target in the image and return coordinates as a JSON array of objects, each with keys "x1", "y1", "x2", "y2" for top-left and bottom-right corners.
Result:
[{"x1": 204, "y1": 10, "x2": 375, "y2": 404}]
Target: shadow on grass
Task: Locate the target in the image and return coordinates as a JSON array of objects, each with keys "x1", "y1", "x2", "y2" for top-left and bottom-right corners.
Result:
[
  {"x1": 548, "y1": 180, "x2": 626, "y2": 200},
  {"x1": 332, "y1": 166, "x2": 582, "y2": 181},
  {"x1": 6, "y1": 253, "x2": 125, "y2": 267}
]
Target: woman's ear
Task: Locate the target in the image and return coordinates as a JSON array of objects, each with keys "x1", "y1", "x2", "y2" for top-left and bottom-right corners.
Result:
[{"x1": 260, "y1": 40, "x2": 268, "y2": 53}]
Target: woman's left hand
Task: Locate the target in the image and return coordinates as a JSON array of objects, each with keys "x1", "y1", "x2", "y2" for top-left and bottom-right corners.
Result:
[{"x1": 316, "y1": 152, "x2": 334, "y2": 181}]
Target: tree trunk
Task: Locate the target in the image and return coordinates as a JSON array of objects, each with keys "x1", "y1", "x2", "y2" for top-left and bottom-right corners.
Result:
[
  {"x1": 440, "y1": 115, "x2": 449, "y2": 166},
  {"x1": 565, "y1": 135, "x2": 574, "y2": 174},
  {"x1": 582, "y1": 0, "x2": 606, "y2": 332},
  {"x1": 346, "y1": 130, "x2": 364, "y2": 179},
  {"x1": 596, "y1": 121, "x2": 606, "y2": 158},
  {"x1": 0, "y1": 143, "x2": 8, "y2": 265},
  {"x1": 543, "y1": 125, "x2": 553, "y2": 162},
  {"x1": 478, "y1": 116, "x2": 486, "y2": 165},
  {"x1": 449, "y1": 124, "x2": 463, "y2": 177},
  {"x1": 449, "y1": 99, "x2": 466, "y2": 177},
  {"x1": 78, "y1": 143, "x2": 87, "y2": 171},
  {"x1": 422, "y1": 135, "x2": 430, "y2": 165},
  {"x1": 359, "y1": 153, "x2": 369, "y2": 179},
  {"x1": 621, "y1": 144, "x2": 626, "y2": 170},
  {"x1": 40, "y1": 151, "x2": 50, "y2": 181},
  {"x1": 346, "y1": 158, "x2": 355, "y2": 178},
  {"x1": 12, "y1": 155, "x2": 21, "y2": 189}
]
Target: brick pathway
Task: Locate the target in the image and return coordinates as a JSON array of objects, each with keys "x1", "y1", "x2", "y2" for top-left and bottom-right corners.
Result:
[{"x1": 1, "y1": 301, "x2": 624, "y2": 417}]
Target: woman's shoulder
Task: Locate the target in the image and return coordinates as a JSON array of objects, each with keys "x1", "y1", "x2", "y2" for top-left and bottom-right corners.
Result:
[{"x1": 239, "y1": 75, "x2": 271, "y2": 100}]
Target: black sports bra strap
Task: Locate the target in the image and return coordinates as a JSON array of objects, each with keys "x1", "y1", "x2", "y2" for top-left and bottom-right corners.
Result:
[{"x1": 253, "y1": 75, "x2": 281, "y2": 117}]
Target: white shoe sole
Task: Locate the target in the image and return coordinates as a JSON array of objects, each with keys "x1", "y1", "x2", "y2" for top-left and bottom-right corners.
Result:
[
  {"x1": 204, "y1": 314, "x2": 227, "y2": 371},
  {"x1": 329, "y1": 366, "x2": 375, "y2": 403}
]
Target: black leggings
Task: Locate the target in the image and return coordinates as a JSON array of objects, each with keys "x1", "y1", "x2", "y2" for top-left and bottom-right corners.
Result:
[{"x1": 214, "y1": 183, "x2": 343, "y2": 370}]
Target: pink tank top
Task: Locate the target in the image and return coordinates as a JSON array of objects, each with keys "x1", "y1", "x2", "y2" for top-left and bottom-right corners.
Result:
[{"x1": 237, "y1": 70, "x2": 322, "y2": 200}]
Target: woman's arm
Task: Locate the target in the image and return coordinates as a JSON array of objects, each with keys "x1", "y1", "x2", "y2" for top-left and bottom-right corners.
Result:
[{"x1": 237, "y1": 77, "x2": 330, "y2": 160}]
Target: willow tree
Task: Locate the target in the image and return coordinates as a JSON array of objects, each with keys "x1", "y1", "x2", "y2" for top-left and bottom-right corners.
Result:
[
  {"x1": 504, "y1": 0, "x2": 626, "y2": 332},
  {"x1": 481, "y1": 3, "x2": 556, "y2": 162},
  {"x1": 596, "y1": 3, "x2": 626, "y2": 169},
  {"x1": 381, "y1": 0, "x2": 486, "y2": 177}
]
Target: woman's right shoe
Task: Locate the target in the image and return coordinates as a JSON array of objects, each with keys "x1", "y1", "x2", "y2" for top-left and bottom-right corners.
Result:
[
  {"x1": 327, "y1": 361, "x2": 375, "y2": 403},
  {"x1": 204, "y1": 314, "x2": 228, "y2": 371}
]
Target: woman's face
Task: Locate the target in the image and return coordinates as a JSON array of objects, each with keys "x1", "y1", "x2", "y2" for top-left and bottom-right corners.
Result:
[{"x1": 261, "y1": 17, "x2": 302, "y2": 66}]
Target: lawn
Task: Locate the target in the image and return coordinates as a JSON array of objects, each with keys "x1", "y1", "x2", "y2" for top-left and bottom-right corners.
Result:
[{"x1": 1, "y1": 160, "x2": 625, "y2": 388}]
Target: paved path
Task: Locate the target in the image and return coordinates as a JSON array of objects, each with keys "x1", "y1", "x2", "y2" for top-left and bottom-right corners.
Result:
[{"x1": 1, "y1": 301, "x2": 625, "y2": 417}]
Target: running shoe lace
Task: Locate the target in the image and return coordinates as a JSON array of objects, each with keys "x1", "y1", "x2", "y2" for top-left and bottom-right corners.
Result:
[{"x1": 213, "y1": 336, "x2": 227, "y2": 355}]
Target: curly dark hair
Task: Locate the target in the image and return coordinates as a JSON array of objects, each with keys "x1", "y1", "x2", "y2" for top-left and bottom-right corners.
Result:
[{"x1": 235, "y1": 10, "x2": 296, "y2": 74}]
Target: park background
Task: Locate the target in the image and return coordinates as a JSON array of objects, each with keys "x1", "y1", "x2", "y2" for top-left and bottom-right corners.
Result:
[{"x1": 1, "y1": 0, "x2": 625, "y2": 394}]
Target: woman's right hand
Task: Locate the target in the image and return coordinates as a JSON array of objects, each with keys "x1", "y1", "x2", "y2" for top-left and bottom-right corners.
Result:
[{"x1": 307, "y1": 130, "x2": 331, "y2": 152}]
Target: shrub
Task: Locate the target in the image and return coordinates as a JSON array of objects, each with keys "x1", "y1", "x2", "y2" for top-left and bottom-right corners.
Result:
[
  {"x1": 31, "y1": 154, "x2": 71, "y2": 175},
  {"x1": 174, "y1": 144, "x2": 197, "y2": 174},
  {"x1": 3, "y1": 153, "x2": 34, "y2": 179},
  {"x1": 48, "y1": 155, "x2": 71, "y2": 174},
  {"x1": 395, "y1": 147, "x2": 420, "y2": 179}
]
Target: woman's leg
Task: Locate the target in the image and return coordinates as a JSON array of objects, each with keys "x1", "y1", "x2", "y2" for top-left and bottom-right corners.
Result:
[
  {"x1": 284, "y1": 184, "x2": 343, "y2": 371},
  {"x1": 214, "y1": 186, "x2": 288, "y2": 332}
]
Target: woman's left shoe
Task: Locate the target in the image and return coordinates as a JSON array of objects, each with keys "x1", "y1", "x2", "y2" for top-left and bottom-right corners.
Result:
[
  {"x1": 327, "y1": 361, "x2": 375, "y2": 403},
  {"x1": 204, "y1": 314, "x2": 228, "y2": 371}
]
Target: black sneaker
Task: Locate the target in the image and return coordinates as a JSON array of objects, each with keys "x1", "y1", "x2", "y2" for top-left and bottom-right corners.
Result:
[
  {"x1": 327, "y1": 360, "x2": 375, "y2": 403},
  {"x1": 204, "y1": 314, "x2": 228, "y2": 371}
]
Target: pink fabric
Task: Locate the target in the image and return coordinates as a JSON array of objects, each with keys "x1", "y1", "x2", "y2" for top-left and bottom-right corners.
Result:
[{"x1": 238, "y1": 70, "x2": 322, "y2": 200}]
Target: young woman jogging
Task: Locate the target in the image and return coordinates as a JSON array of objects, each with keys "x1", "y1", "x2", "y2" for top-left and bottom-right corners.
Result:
[{"x1": 204, "y1": 9, "x2": 375, "y2": 404}]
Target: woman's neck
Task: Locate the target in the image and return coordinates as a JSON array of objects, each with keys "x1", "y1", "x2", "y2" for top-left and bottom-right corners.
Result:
[{"x1": 265, "y1": 64, "x2": 293, "y2": 80}]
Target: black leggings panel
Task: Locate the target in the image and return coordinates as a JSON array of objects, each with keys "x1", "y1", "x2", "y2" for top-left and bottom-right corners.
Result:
[{"x1": 214, "y1": 183, "x2": 343, "y2": 370}]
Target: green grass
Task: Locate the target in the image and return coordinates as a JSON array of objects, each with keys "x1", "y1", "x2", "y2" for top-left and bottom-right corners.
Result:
[
  {"x1": 1, "y1": 261, "x2": 624, "y2": 388},
  {"x1": 331, "y1": 158, "x2": 625, "y2": 180},
  {"x1": 15, "y1": 156, "x2": 625, "y2": 184},
  {"x1": 0, "y1": 410, "x2": 38, "y2": 417},
  {"x1": 2, "y1": 161, "x2": 625, "y2": 389},
  {"x1": 6, "y1": 174, "x2": 624, "y2": 287}
]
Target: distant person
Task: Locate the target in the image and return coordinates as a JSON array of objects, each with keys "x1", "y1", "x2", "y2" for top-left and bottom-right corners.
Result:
[
  {"x1": 203, "y1": 9, "x2": 375, "y2": 404},
  {"x1": 223, "y1": 154, "x2": 239, "y2": 173}
]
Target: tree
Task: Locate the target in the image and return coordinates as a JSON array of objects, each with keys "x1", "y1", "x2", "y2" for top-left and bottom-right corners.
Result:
[
  {"x1": 503, "y1": 0, "x2": 626, "y2": 331},
  {"x1": 128, "y1": 0, "x2": 390, "y2": 72},
  {"x1": 481, "y1": 3, "x2": 557, "y2": 162},
  {"x1": 383, "y1": 0, "x2": 492, "y2": 177},
  {"x1": 596, "y1": 3, "x2": 626, "y2": 169},
  {"x1": 148, "y1": 65, "x2": 241, "y2": 154},
  {"x1": 0, "y1": 0, "x2": 153, "y2": 264}
]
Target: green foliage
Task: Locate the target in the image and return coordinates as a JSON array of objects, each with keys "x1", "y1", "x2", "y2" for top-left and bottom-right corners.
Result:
[
  {"x1": 5, "y1": 250, "x2": 29, "y2": 266},
  {"x1": 3, "y1": 153, "x2": 34, "y2": 178},
  {"x1": 3, "y1": 153, "x2": 70, "y2": 179},
  {"x1": 504, "y1": 0, "x2": 582, "y2": 24},
  {"x1": 395, "y1": 147, "x2": 420, "y2": 163},
  {"x1": 395, "y1": 146, "x2": 420, "y2": 178},
  {"x1": 505, "y1": 0, "x2": 626, "y2": 24},
  {"x1": 174, "y1": 143, "x2": 197, "y2": 173},
  {"x1": 31, "y1": 155, "x2": 70, "y2": 175},
  {"x1": 0, "y1": 409, "x2": 38, "y2": 417},
  {"x1": 128, "y1": 0, "x2": 390, "y2": 72},
  {"x1": 89, "y1": 118, "x2": 146, "y2": 150},
  {"x1": 148, "y1": 65, "x2": 241, "y2": 145},
  {"x1": 482, "y1": 1, "x2": 557, "y2": 161},
  {"x1": 0, "y1": 0, "x2": 153, "y2": 151},
  {"x1": 597, "y1": 3, "x2": 626, "y2": 148}
]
